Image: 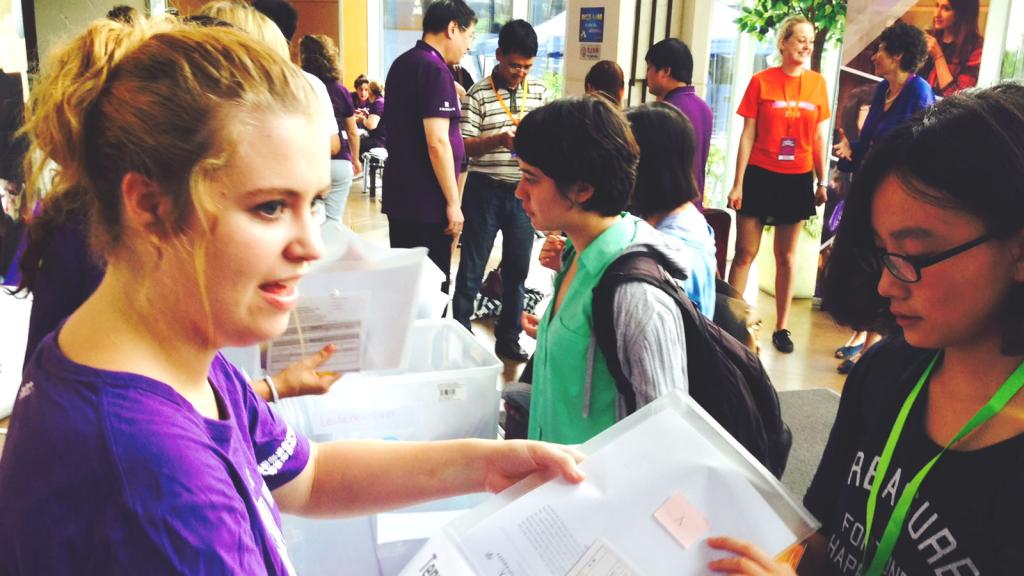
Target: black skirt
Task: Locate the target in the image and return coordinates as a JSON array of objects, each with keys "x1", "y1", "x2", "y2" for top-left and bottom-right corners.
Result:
[{"x1": 738, "y1": 164, "x2": 815, "y2": 225}]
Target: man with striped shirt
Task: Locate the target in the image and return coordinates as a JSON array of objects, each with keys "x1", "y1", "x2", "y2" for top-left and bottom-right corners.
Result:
[{"x1": 453, "y1": 19, "x2": 547, "y2": 362}]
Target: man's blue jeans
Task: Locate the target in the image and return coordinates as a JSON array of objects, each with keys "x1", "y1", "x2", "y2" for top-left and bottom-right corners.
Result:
[{"x1": 453, "y1": 172, "x2": 535, "y2": 344}]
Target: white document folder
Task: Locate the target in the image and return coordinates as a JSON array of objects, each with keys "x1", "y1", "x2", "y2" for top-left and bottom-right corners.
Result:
[{"x1": 399, "y1": 391, "x2": 819, "y2": 576}]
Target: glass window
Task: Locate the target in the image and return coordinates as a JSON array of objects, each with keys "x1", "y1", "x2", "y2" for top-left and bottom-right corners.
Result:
[
  {"x1": 380, "y1": 0, "x2": 512, "y2": 82},
  {"x1": 528, "y1": 1, "x2": 566, "y2": 97},
  {"x1": 1001, "y1": 0, "x2": 1024, "y2": 81}
]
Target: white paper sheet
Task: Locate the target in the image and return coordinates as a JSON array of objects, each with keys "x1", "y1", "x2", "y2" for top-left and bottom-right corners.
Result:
[
  {"x1": 0, "y1": 292, "x2": 32, "y2": 419},
  {"x1": 566, "y1": 538, "x2": 641, "y2": 576},
  {"x1": 400, "y1": 392, "x2": 818, "y2": 576},
  {"x1": 267, "y1": 291, "x2": 369, "y2": 374}
]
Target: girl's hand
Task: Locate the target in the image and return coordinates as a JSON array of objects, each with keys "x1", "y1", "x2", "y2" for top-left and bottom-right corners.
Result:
[
  {"x1": 832, "y1": 128, "x2": 853, "y2": 161},
  {"x1": 925, "y1": 33, "x2": 942, "y2": 59},
  {"x1": 707, "y1": 537, "x2": 797, "y2": 576},
  {"x1": 273, "y1": 344, "x2": 341, "y2": 398},
  {"x1": 521, "y1": 312, "x2": 540, "y2": 339},
  {"x1": 481, "y1": 440, "x2": 585, "y2": 493},
  {"x1": 727, "y1": 185, "x2": 744, "y2": 211},
  {"x1": 539, "y1": 234, "x2": 565, "y2": 272}
]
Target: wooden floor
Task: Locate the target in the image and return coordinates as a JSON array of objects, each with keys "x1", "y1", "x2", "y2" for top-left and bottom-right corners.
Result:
[{"x1": 345, "y1": 178, "x2": 850, "y2": 396}]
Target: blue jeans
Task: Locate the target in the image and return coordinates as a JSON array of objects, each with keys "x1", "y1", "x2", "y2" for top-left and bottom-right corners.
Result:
[
  {"x1": 453, "y1": 172, "x2": 535, "y2": 343},
  {"x1": 324, "y1": 159, "x2": 354, "y2": 222}
]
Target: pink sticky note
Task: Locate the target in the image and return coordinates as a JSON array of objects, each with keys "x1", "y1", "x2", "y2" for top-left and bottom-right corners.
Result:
[{"x1": 653, "y1": 490, "x2": 710, "y2": 549}]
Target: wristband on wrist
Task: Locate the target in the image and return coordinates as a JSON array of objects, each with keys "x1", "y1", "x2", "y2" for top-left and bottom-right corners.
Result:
[{"x1": 264, "y1": 374, "x2": 281, "y2": 404}]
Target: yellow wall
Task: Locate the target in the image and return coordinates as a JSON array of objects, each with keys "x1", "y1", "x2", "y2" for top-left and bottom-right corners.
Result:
[{"x1": 341, "y1": 0, "x2": 368, "y2": 87}]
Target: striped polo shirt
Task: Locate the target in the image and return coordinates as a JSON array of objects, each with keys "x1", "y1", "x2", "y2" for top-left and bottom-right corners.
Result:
[{"x1": 460, "y1": 72, "x2": 547, "y2": 183}]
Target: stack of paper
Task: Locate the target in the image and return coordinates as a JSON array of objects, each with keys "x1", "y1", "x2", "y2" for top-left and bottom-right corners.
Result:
[{"x1": 400, "y1": 391, "x2": 819, "y2": 575}]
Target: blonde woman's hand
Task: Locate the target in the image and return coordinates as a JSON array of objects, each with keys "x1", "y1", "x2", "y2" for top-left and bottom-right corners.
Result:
[
  {"x1": 727, "y1": 185, "x2": 744, "y2": 211},
  {"x1": 707, "y1": 537, "x2": 798, "y2": 575},
  {"x1": 480, "y1": 440, "x2": 585, "y2": 493},
  {"x1": 272, "y1": 344, "x2": 341, "y2": 398}
]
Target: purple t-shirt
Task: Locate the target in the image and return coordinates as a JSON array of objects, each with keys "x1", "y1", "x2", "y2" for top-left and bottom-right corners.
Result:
[
  {"x1": 663, "y1": 86, "x2": 713, "y2": 202},
  {"x1": 325, "y1": 79, "x2": 355, "y2": 161},
  {"x1": 365, "y1": 97, "x2": 386, "y2": 148},
  {"x1": 0, "y1": 334, "x2": 311, "y2": 574},
  {"x1": 381, "y1": 40, "x2": 464, "y2": 224}
]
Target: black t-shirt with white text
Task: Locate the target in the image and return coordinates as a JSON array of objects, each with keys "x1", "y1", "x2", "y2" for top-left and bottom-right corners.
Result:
[{"x1": 804, "y1": 338, "x2": 1024, "y2": 575}]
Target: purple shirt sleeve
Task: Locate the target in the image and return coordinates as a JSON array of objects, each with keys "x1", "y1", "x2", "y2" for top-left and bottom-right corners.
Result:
[{"x1": 418, "y1": 64, "x2": 461, "y2": 119}]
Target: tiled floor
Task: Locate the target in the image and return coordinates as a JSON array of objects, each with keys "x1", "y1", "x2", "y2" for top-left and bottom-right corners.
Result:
[{"x1": 344, "y1": 178, "x2": 850, "y2": 395}]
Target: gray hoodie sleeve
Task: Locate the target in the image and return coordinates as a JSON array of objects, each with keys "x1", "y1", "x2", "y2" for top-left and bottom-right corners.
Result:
[{"x1": 611, "y1": 282, "x2": 688, "y2": 420}]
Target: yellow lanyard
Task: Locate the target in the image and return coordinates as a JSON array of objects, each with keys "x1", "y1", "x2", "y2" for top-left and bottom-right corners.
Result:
[
  {"x1": 782, "y1": 70, "x2": 803, "y2": 134},
  {"x1": 490, "y1": 76, "x2": 527, "y2": 126}
]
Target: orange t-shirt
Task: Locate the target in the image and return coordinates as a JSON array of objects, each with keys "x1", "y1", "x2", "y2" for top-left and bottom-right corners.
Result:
[{"x1": 736, "y1": 67, "x2": 831, "y2": 174}]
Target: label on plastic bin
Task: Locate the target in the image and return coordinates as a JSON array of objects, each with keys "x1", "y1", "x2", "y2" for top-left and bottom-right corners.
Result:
[{"x1": 438, "y1": 383, "x2": 467, "y2": 402}]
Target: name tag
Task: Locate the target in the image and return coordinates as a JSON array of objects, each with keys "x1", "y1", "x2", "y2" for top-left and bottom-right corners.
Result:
[{"x1": 778, "y1": 137, "x2": 796, "y2": 161}]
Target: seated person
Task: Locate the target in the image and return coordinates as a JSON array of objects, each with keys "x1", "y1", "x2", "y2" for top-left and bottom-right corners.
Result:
[
  {"x1": 626, "y1": 102, "x2": 717, "y2": 318},
  {"x1": 517, "y1": 96, "x2": 690, "y2": 445},
  {"x1": 357, "y1": 80, "x2": 385, "y2": 151}
]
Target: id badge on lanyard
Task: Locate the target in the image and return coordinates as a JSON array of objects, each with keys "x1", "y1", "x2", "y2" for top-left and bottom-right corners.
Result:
[{"x1": 778, "y1": 73, "x2": 802, "y2": 162}]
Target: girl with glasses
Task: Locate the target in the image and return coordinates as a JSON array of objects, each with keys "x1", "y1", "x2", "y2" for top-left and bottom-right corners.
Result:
[{"x1": 709, "y1": 84, "x2": 1024, "y2": 575}]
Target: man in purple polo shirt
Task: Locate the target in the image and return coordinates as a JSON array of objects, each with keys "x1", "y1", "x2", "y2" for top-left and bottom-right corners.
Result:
[
  {"x1": 645, "y1": 38, "x2": 713, "y2": 206},
  {"x1": 383, "y1": 0, "x2": 476, "y2": 294}
]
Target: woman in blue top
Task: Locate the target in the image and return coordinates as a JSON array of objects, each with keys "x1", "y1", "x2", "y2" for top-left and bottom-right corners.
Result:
[
  {"x1": 831, "y1": 21, "x2": 934, "y2": 374},
  {"x1": 708, "y1": 84, "x2": 1024, "y2": 576}
]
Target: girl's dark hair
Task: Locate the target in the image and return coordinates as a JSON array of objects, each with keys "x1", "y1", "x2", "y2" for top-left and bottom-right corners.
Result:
[
  {"x1": 13, "y1": 188, "x2": 95, "y2": 296},
  {"x1": 353, "y1": 74, "x2": 368, "y2": 89},
  {"x1": 585, "y1": 60, "x2": 624, "y2": 105},
  {"x1": 515, "y1": 96, "x2": 639, "y2": 217},
  {"x1": 299, "y1": 34, "x2": 340, "y2": 84},
  {"x1": 625, "y1": 102, "x2": 699, "y2": 218},
  {"x1": 824, "y1": 83, "x2": 1024, "y2": 354},
  {"x1": 878, "y1": 21, "x2": 929, "y2": 72}
]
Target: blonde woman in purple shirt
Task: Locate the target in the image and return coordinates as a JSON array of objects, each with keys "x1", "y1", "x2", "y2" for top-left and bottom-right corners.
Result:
[{"x1": 0, "y1": 20, "x2": 582, "y2": 574}]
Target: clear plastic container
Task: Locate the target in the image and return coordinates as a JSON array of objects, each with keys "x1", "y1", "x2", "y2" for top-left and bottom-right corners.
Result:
[{"x1": 275, "y1": 319, "x2": 502, "y2": 576}]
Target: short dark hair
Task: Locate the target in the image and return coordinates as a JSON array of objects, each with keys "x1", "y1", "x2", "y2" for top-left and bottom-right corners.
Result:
[
  {"x1": 106, "y1": 5, "x2": 138, "y2": 23},
  {"x1": 645, "y1": 38, "x2": 693, "y2": 84},
  {"x1": 252, "y1": 0, "x2": 299, "y2": 41},
  {"x1": 824, "y1": 83, "x2": 1024, "y2": 354},
  {"x1": 515, "y1": 96, "x2": 639, "y2": 217},
  {"x1": 878, "y1": 21, "x2": 929, "y2": 72},
  {"x1": 353, "y1": 74, "x2": 368, "y2": 89},
  {"x1": 497, "y1": 19, "x2": 537, "y2": 58},
  {"x1": 585, "y1": 60, "x2": 624, "y2": 105},
  {"x1": 626, "y1": 103, "x2": 699, "y2": 217},
  {"x1": 422, "y1": 0, "x2": 477, "y2": 35}
]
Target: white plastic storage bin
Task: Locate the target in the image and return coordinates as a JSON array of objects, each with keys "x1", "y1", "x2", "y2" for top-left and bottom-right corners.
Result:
[{"x1": 275, "y1": 318, "x2": 502, "y2": 576}]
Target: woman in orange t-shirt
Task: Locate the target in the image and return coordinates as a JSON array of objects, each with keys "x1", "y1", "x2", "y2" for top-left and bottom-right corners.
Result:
[{"x1": 727, "y1": 15, "x2": 830, "y2": 354}]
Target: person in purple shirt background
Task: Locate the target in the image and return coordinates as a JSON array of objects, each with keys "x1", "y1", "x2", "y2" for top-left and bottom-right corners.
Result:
[
  {"x1": 299, "y1": 33, "x2": 362, "y2": 225},
  {"x1": 645, "y1": 38, "x2": 713, "y2": 208},
  {"x1": 382, "y1": 0, "x2": 475, "y2": 294},
  {"x1": 0, "y1": 20, "x2": 583, "y2": 575},
  {"x1": 359, "y1": 79, "x2": 387, "y2": 151}
]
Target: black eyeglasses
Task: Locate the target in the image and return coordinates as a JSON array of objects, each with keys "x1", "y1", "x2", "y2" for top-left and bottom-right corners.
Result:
[{"x1": 878, "y1": 233, "x2": 992, "y2": 283}]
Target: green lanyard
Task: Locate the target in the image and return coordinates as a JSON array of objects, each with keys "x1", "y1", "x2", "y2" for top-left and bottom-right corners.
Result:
[{"x1": 862, "y1": 353, "x2": 1024, "y2": 575}]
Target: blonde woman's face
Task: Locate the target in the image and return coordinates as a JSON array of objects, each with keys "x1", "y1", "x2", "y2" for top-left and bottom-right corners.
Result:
[
  {"x1": 169, "y1": 111, "x2": 329, "y2": 348},
  {"x1": 780, "y1": 23, "x2": 815, "y2": 66}
]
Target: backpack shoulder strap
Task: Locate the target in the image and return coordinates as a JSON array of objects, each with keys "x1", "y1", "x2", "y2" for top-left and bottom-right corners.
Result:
[{"x1": 592, "y1": 249, "x2": 690, "y2": 414}]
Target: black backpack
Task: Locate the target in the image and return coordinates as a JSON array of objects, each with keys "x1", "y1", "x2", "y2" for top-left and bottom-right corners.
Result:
[{"x1": 592, "y1": 248, "x2": 792, "y2": 478}]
